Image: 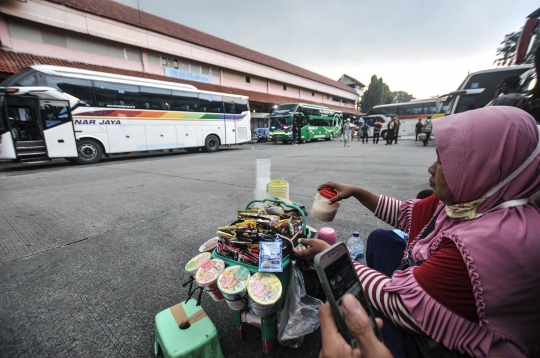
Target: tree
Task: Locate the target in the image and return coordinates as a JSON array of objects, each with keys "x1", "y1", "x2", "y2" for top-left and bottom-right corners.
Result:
[
  {"x1": 392, "y1": 90, "x2": 416, "y2": 103},
  {"x1": 360, "y1": 75, "x2": 394, "y2": 113},
  {"x1": 494, "y1": 27, "x2": 540, "y2": 67}
]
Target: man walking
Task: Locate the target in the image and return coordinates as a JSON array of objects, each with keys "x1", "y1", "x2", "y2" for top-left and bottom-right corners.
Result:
[
  {"x1": 361, "y1": 121, "x2": 370, "y2": 143},
  {"x1": 415, "y1": 118, "x2": 423, "y2": 142},
  {"x1": 343, "y1": 118, "x2": 352, "y2": 147}
]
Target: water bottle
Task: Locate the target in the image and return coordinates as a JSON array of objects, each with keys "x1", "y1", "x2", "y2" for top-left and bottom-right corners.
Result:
[{"x1": 347, "y1": 231, "x2": 364, "y2": 261}]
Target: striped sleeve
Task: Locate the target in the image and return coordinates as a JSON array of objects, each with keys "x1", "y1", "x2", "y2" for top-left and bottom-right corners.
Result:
[
  {"x1": 373, "y1": 195, "x2": 403, "y2": 228},
  {"x1": 354, "y1": 262, "x2": 423, "y2": 335}
]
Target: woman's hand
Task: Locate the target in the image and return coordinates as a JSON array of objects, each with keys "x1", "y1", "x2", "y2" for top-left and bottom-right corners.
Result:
[
  {"x1": 318, "y1": 294, "x2": 391, "y2": 358},
  {"x1": 317, "y1": 182, "x2": 359, "y2": 204},
  {"x1": 293, "y1": 238, "x2": 330, "y2": 261}
]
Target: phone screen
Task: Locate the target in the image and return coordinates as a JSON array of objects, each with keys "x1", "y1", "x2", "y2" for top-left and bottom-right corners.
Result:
[
  {"x1": 324, "y1": 251, "x2": 371, "y2": 315},
  {"x1": 315, "y1": 243, "x2": 382, "y2": 345}
]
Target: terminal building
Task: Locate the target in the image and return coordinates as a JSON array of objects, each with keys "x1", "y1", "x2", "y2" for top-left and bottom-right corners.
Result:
[{"x1": 0, "y1": 0, "x2": 363, "y2": 128}]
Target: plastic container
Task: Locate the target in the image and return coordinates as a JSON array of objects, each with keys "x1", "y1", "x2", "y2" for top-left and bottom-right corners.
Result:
[
  {"x1": 317, "y1": 227, "x2": 337, "y2": 245},
  {"x1": 347, "y1": 231, "x2": 364, "y2": 261},
  {"x1": 195, "y1": 258, "x2": 225, "y2": 301},
  {"x1": 247, "y1": 272, "x2": 283, "y2": 317},
  {"x1": 310, "y1": 187, "x2": 340, "y2": 222},
  {"x1": 267, "y1": 179, "x2": 289, "y2": 200},
  {"x1": 185, "y1": 252, "x2": 212, "y2": 276},
  {"x1": 217, "y1": 266, "x2": 251, "y2": 310}
]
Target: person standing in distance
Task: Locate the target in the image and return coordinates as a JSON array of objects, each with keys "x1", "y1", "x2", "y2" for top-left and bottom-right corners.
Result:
[
  {"x1": 386, "y1": 116, "x2": 396, "y2": 145},
  {"x1": 415, "y1": 118, "x2": 423, "y2": 142},
  {"x1": 393, "y1": 116, "x2": 400, "y2": 144},
  {"x1": 491, "y1": 75, "x2": 527, "y2": 108},
  {"x1": 343, "y1": 118, "x2": 352, "y2": 147},
  {"x1": 373, "y1": 121, "x2": 382, "y2": 144}
]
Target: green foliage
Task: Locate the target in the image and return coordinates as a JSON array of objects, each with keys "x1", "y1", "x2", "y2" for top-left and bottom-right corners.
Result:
[
  {"x1": 494, "y1": 27, "x2": 540, "y2": 67},
  {"x1": 360, "y1": 75, "x2": 394, "y2": 112},
  {"x1": 392, "y1": 91, "x2": 416, "y2": 103}
]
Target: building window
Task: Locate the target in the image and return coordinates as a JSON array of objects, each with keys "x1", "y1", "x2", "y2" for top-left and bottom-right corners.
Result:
[
  {"x1": 246, "y1": 76, "x2": 250, "y2": 83},
  {"x1": 173, "y1": 60, "x2": 178, "y2": 69},
  {"x1": 312, "y1": 92, "x2": 315, "y2": 96},
  {"x1": 283, "y1": 84, "x2": 287, "y2": 90},
  {"x1": 161, "y1": 57, "x2": 167, "y2": 66},
  {"x1": 327, "y1": 95, "x2": 330, "y2": 99}
]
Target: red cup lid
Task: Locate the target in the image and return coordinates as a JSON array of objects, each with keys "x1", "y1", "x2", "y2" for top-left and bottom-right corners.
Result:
[{"x1": 318, "y1": 187, "x2": 337, "y2": 200}]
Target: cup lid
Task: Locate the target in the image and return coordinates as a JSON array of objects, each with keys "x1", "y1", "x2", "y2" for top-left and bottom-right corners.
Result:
[
  {"x1": 217, "y1": 266, "x2": 251, "y2": 294},
  {"x1": 185, "y1": 252, "x2": 212, "y2": 273},
  {"x1": 195, "y1": 259, "x2": 225, "y2": 285},
  {"x1": 318, "y1": 187, "x2": 337, "y2": 200},
  {"x1": 247, "y1": 272, "x2": 282, "y2": 305}
]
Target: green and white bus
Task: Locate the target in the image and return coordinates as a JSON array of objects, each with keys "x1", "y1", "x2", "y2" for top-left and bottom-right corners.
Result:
[{"x1": 268, "y1": 103, "x2": 342, "y2": 144}]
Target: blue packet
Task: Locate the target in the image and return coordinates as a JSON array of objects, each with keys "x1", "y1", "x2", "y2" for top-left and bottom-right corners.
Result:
[{"x1": 259, "y1": 239, "x2": 283, "y2": 272}]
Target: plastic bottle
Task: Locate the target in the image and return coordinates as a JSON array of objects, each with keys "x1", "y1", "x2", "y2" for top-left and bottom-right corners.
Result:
[{"x1": 347, "y1": 231, "x2": 364, "y2": 261}]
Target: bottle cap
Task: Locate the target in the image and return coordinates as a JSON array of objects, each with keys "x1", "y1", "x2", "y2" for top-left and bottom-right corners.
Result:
[
  {"x1": 318, "y1": 187, "x2": 337, "y2": 200},
  {"x1": 353, "y1": 231, "x2": 360, "y2": 237}
]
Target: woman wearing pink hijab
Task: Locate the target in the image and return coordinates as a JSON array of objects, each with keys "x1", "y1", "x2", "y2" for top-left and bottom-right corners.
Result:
[{"x1": 295, "y1": 106, "x2": 540, "y2": 357}]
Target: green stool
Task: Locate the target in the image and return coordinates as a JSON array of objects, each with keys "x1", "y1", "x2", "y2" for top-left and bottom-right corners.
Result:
[{"x1": 154, "y1": 298, "x2": 223, "y2": 358}]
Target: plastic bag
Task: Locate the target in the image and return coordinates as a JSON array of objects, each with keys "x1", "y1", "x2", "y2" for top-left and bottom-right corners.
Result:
[{"x1": 277, "y1": 261, "x2": 323, "y2": 347}]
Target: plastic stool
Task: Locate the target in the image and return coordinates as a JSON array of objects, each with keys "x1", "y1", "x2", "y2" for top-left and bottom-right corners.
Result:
[
  {"x1": 154, "y1": 298, "x2": 223, "y2": 358},
  {"x1": 235, "y1": 309, "x2": 277, "y2": 353}
]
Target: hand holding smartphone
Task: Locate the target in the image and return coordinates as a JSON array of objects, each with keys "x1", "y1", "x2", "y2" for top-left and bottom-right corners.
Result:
[{"x1": 314, "y1": 242, "x2": 383, "y2": 347}]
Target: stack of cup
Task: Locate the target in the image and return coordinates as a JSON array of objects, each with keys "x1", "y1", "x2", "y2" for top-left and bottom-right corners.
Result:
[
  {"x1": 247, "y1": 272, "x2": 282, "y2": 317},
  {"x1": 254, "y1": 159, "x2": 271, "y2": 207},
  {"x1": 217, "y1": 266, "x2": 251, "y2": 310},
  {"x1": 195, "y1": 259, "x2": 225, "y2": 301}
]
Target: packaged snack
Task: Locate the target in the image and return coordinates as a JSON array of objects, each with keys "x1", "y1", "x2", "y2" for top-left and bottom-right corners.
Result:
[{"x1": 259, "y1": 240, "x2": 283, "y2": 272}]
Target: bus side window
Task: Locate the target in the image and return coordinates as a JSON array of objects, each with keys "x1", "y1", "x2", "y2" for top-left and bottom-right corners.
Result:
[
  {"x1": 94, "y1": 81, "x2": 141, "y2": 109},
  {"x1": 199, "y1": 94, "x2": 223, "y2": 113},
  {"x1": 233, "y1": 99, "x2": 248, "y2": 114},
  {"x1": 223, "y1": 101, "x2": 235, "y2": 114},
  {"x1": 172, "y1": 90, "x2": 199, "y2": 112},
  {"x1": 140, "y1": 87, "x2": 172, "y2": 111},
  {"x1": 45, "y1": 75, "x2": 96, "y2": 106}
]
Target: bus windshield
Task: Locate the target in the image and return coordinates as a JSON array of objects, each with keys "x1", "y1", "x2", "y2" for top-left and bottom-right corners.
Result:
[
  {"x1": 270, "y1": 116, "x2": 291, "y2": 130},
  {"x1": 271, "y1": 104, "x2": 297, "y2": 115}
]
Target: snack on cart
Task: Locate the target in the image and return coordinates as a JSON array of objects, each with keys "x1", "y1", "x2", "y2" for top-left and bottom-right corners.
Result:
[
  {"x1": 217, "y1": 266, "x2": 251, "y2": 310},
  {"x1": 247, "y1": 272, "x2": 283, "y2": 317},
  {"x1": 195, "y1": 259, "x2": 225, "y2": 301}
]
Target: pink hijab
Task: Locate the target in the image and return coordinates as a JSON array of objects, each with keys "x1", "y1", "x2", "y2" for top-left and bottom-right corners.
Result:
[
  {"x1": 434, "y1": 106, "x2": 540, "y2": 209},
  {"x1": 409, "y1": 106, "x2": 540, "y2": 355}
]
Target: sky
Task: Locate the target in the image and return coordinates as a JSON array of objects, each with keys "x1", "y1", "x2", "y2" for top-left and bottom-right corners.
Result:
[{"x1": 114, "y1": 0, "x2": 537, "y2": 99}]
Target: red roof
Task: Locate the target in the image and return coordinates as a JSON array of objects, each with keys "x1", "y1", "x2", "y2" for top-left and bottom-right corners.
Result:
[
  {"x1": 0, "y1": 49, "x2": 360, "y2": 115},
  {"x1": 44, "y1": 0, "x2": 356, "y2": 95}
]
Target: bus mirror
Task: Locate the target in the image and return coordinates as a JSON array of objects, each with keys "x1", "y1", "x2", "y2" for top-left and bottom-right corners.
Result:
[{"x1": 435, "y1": 98, "x2": 443, "y2": 112}]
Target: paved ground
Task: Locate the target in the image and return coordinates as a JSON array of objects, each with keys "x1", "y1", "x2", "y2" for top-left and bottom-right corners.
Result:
[{"x1": 0, "y1": 137, "x2": 436, "y2": 358}]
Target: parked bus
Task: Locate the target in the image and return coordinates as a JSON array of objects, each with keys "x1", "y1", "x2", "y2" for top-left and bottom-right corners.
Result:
[
  {"x1": 268, "y1": 103, "x2": 342, "y2": 143},
  {"x1": 436, "y1": 65, "x2": 532, "y2": 116},
  {"x1": 1, "y1": 65, "x2": 251, "y2": 164},
  {"x1": 363, "y1": 99, "x2": 444, "y2": 140}
]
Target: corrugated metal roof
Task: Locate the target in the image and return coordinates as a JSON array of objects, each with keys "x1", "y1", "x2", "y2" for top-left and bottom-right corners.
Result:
[
  {"x1": 0, "y1": 49, "x2": 360, "y2": 115},
  {"x1": 44, "y1": 0, "x2": 356, "y2": 94}
]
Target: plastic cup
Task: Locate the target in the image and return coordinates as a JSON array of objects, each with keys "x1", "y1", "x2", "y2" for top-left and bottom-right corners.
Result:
[
  {"x1": 195, "y1": 259, "x2": 225, "y2": 301},
  {"x1": 247, "y1": 272, "x2": 282, "y2": 317},
  {"x1": 318, "y1": 227, "x2": 337, "y2": 245},
  {"x1": 311, "y1": 187, "x2": 340, "y2": 222},
  {"x1": 217, "y1": 266, "x2": 251, "y2": 310},
  {"x1": 184, "y1": 252, "x2": 212, "y2": 276}
]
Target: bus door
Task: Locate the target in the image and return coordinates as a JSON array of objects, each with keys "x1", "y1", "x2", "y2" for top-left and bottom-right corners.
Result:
[
  {"x1": 0, "y1": 94, "x2": 17, "y2": 159},
  {"x1": 223, "y1": 97, "x2": 236, "y2": 144},
  {"x1": 38, "y1": 99, "x2": 77, "y2": 158}
]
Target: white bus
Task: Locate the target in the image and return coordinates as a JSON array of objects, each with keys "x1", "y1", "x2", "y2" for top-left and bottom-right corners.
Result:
[
  {"x1": 363, "y1": 99, "x2": 444, "y2": 140},
  {"x1": 1, "y1": 65, "x2": 251, "y2": 164},
  {"x1": 436, "y1": 65, "x2": 532, "y2": 116}
]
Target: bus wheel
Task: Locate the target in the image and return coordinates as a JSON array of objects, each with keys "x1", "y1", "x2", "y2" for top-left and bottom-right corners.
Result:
[
  {"x1": 185, "y1": 147, "x2": 201, "y2": 153},
  {"x1": 381, "y1": 130, "x2": 387, "y2": 141},
  {"x1": 75, "y1": 138, "x2": 103, "y2": 164},
  {"x1": 282, "y1": 140, "x2": 289, "y2": 144},
  {"x1": 326, "y1": 133, "x2": 334, "y2": 141},
  {"x1": 204, "y1": 134, "x2": 220, "y2": 152}
]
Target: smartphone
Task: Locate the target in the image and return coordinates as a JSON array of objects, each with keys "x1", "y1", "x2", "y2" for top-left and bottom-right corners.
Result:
[{"x1": 314, "y1": 242, "x2": 382, "y2": 347}]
